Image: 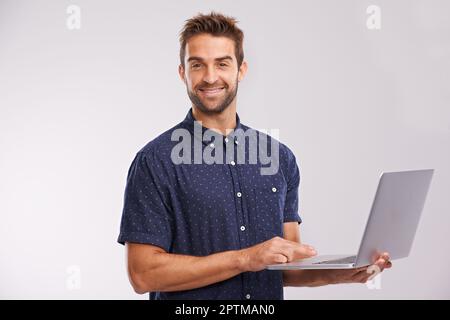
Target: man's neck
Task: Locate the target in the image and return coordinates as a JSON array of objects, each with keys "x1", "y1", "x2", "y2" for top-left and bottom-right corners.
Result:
[{"x1": 191, "y1": 104, "x2": 237, "y2": 136}]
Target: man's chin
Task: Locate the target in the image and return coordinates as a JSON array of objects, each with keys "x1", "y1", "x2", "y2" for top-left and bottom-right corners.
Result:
[{"x1": 198, "y1": 102, "x2": 228, "y2": 114}]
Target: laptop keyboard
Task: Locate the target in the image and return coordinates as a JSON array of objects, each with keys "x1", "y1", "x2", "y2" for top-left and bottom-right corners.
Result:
[{"x1": 313, "y1": 255, "x2": 357, "y2": 265}]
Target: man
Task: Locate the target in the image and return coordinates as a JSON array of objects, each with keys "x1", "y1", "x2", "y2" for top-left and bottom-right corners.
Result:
[{"x1": 117, "y1": 12, "x2": 391, "y2": 300}]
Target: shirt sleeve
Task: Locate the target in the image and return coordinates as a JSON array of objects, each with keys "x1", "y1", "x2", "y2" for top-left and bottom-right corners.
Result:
[
  {"x1": 117, "y1": 151, "x2": 173, "y2": 252},
  {"x1": 283, "y1": 149, "x2": 302, "y2": 224}
]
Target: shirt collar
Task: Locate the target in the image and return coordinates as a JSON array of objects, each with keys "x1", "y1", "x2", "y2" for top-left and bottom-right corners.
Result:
[{"x1": 182, "y1": 108, "x2": 242, "y2": 146}]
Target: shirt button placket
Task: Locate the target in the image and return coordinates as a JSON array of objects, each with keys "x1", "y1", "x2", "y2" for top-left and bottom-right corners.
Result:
[{"x1": 227, "y1": 137, "x2": 250, "y2": 299}]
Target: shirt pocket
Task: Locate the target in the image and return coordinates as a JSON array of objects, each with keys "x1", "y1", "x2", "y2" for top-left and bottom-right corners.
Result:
[{"x1": 249, "y1": 183, "x2": 286, "y2": 236}]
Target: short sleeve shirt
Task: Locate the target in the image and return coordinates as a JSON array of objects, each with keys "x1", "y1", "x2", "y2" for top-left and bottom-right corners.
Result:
[{"x1": 118, "y1": 108, "x2": 302, "y2": 300}]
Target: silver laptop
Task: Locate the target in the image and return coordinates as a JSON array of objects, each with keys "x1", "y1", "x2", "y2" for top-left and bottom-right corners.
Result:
[{"x1": 267, "y1": 169, "x2": 434, "y2": 270}]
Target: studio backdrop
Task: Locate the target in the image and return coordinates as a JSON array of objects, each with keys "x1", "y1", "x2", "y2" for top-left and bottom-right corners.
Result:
[{"x1": 0, "y1": 0, "x2": 449, "y2": 299}]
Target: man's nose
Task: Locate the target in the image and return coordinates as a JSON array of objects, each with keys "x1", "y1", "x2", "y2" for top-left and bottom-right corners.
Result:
[{"x1": 202, "y1": 65, "x2": 219, "y2": 84}]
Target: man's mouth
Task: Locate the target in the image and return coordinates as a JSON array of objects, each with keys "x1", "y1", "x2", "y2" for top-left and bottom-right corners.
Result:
[{"x1": 198, "y1": 87, "x2": 225, "y2": 97}]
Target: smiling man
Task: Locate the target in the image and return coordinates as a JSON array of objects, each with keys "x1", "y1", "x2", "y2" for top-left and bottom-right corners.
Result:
[{"x1": 117, "y1": 12, "x2": 391, "y2": 300}]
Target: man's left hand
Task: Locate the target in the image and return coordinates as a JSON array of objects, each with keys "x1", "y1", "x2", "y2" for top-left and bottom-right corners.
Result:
[{"x1": 326, "y1": 252, "x2": 392, "y2": 284}]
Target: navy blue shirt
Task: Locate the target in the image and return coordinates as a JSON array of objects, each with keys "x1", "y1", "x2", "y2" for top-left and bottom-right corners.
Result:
[{"x1": 118, "y1": 109, "x2": 302, "y2": 300}]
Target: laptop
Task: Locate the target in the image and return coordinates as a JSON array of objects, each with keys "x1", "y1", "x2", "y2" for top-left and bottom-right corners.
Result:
[{"x1": 266, "y1": 169, "x2": 434, "y2": 270}]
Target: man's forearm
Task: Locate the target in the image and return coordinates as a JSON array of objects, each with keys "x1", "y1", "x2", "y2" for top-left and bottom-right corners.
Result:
[
  {"x1": 131, "y1": 249, "x2": 247, "y2": 293},
  {"x1": 282, "y1": 269, "x2": 333, "y2": 287}
]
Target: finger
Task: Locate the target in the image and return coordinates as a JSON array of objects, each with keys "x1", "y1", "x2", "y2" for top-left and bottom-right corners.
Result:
[
  {"x1": 381, "y1": 252, "x2": 390, "y2": 260},
  {"x1": 272, "y1": 238, "x2": 317, "y2": 260},
  {"x1": 381, "y1": 253, "x2": 392, "y2": 268},
  {"x1": 378, "y1": 260, "x2": 392, "y2": 269},
  {"x1": 283, "y1": 238, "x2": 313, "y2": 247},
  {"x1": 283, "y1": 239, "x2": 317, "y2": 254},
  {"x1": 374, "y1": 257, "x2": 391, "y2": 271},
  {"x1": 374, "y1": 260, "x2": 386, "y2": 272},
  {"x1": 277, "y1": 247, "x2": 295, "y2": 262},
  {"x1": 278, "y1": 243, "x2": 316, "y2": 260},
  {"x1": 272, "y1": 253, "x2": 288, "y2": 264},
  {"x1": 293, "y1": 246, "x2": 317, "y2": 260},
  {"x1": 379, "y1": 252, "x2": 391, "y2": 264}
]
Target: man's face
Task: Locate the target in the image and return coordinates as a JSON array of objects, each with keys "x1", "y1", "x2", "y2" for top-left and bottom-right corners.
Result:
[{"x1": 179, "y1": 34, "x2": 247, "y2": 114}]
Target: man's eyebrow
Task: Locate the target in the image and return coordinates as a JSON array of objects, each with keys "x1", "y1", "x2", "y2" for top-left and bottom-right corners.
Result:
[
  {"x1": 215, "y1": 55, "x2": 233, "y2": 62},
  {"x1": 187, "y1": 56, "x2": 233, "y2": 63}
]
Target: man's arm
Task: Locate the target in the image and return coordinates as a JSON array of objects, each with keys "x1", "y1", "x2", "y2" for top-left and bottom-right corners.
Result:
[
  {"x1": 281, "y1": 222, "x2": 392, "y2": 287},
  {"x1": 127, "y1": 243, "x2": 244, "y2": 293},
  {"x1": 127, "y1": 238, "x2": 316, "y2": 294}
]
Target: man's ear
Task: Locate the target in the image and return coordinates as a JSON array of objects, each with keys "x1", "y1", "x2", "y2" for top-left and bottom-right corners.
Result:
[
  {"x1": 178, "y1": 64, "x2": 186, "y2": 84},
  {"x1": 238, "y1": 61, "x2": 248, "y2": 82}
]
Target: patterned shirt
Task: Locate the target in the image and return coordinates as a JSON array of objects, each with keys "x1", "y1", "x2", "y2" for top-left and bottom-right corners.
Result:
[{"x1": 118, "y1": 108, "x2": 302, "y2": 300}]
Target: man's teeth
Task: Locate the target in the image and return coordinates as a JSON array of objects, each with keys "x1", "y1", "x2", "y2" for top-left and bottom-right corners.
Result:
[{"x1": 200, "y1": 87, "x2": 224, "y2": 91}]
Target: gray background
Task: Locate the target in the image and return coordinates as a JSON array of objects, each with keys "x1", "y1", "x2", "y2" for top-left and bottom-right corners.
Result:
[{"x1": 0, "y1": 0, "x2": 449, "y2": 299}]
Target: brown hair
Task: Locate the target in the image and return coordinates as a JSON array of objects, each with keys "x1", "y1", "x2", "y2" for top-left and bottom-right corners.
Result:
[{"x1": 179, "y1": 12, "x2": 244, "y2": 68}]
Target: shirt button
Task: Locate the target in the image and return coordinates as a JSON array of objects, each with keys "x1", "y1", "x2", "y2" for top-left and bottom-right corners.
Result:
[
  {"x1": 235, "y1": 140, "x2": 239, "y2": 145},
  {"x1": 209, "y1": 143, "x2": 215, "y2": 148},
  {"x1": 225, "y1": 137, "x2": 229, "y2": 143},
  {"x1": 272, "y1": 187, "x2": 277, "y2": 192},
  {"x1": 240, "y1": 225, "x2": 246, "y2": 231},
  {"x1": 236, "y1": 192, "x2": 242, "y2": 198},
  {"x1": 230, "y1": 160, "x2": 236, "y2": 166},
  {"x1": 245, "y1": 294, "x2": 251, "y2": 299}
]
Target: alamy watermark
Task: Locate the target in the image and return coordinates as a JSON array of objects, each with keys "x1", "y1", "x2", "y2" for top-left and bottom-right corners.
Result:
[
  {"x1": 66, "y1": 265, "x2": 81, "y2": 290},
  {"x1": 170, "y1": 121, "x2": 280, "y2": 176},
  {"x1": 366, "y1": 5, "x2": 381, "y2": 30},
  {"x1": 66, "y1": 5, "x2": 81, "y2": 30}
]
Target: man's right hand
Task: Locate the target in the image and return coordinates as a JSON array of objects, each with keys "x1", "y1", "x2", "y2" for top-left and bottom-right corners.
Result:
[{"x1": 238, "y1": 236, "x2": 317, "y2": 272}]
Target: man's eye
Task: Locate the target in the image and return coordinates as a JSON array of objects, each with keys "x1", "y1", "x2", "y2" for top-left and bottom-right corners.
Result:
[
  {"x1": 219, "y1": 63, "x2": 228, "y2": 67},
  {"x1": 191, "y1": 64, "x2": 201, "y2": 69}
]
